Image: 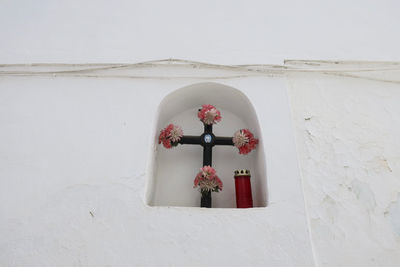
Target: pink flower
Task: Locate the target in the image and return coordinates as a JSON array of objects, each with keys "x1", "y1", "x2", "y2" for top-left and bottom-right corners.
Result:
[
  {"x1": 201, "y1": 165, "x2": 216, "y2": 179},
  {"x1": 193, "y1": 173, "x2": 200, "y2": 187},
  {"x1": 169, "y1": 125, "x2": 183, "y2": 142},
  {"x1": 214, "y1": 176, "x2": 223, "y2": 190},
  {"x1": 158, "y1": 124, "x2": 183, "y2": 149},
  {"x1": 193, "y1": 166, "x2": 223, "y2": 192},
  {"x1": 197, "y1": 104, "x2": 222, "y2": 125},
  {"x1": 233, "y1": 129, "x2": 259, "y2": 155}
]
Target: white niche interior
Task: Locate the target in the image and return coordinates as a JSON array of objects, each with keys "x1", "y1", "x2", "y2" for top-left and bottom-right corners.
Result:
[{"x1": 145, "y1": 83, "x2": 267, "y2": 208}]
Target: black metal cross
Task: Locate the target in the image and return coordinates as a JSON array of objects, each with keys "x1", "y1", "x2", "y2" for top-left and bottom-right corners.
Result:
[{"x1": 178, "y1": 123, "x2": 234, "y2": 208}]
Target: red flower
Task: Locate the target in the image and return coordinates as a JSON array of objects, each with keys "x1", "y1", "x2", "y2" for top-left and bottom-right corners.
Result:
[
  {"x1": 201, "y1": 165, "x2": 216, "y2": 178},
  {"x1": 214, "y1": 176, "x2": 223, "y2": 191},
  {"x1": 197, "y1": 104, "x2": 222, "y2": 125},
  {"x1": 232, "y1": 129, "x2": 259, "y2": 155},
  {"x1": 193, "y1": 166, "x2": 223, "y2": 192},
  {"x1": 158, "y1": 124, "x2": 183, "y2": 149}
]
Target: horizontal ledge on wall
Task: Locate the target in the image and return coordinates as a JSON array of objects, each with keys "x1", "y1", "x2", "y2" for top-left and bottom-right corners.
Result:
[{"x1": 0, "y1": 59, "x2": 399, "y2": 83}]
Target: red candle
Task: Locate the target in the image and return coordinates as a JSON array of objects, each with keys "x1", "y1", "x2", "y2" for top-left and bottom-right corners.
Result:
[{"x1": 234, "y1": 169, "x2": 253, "y2": 208}]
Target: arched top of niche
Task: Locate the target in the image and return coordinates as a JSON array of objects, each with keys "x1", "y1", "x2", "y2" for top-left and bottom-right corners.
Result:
[
  {"x1": 157, "y1": 82, "x2": 261, "y2": 131},
  {"x1": 146, "y1": 82, "x2": 267, "y2": 208}
]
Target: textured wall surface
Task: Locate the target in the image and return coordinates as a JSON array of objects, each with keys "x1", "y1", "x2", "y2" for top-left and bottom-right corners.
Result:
[
  {"x1": 2, "y1": 1, "x2": 400, "y2": 264},
  {"x1": 287, "y1": 72, "x2": 400, "y2": 266},
  {"x1": 0, "y1": 75, "x2": 314, "y2": 267}
]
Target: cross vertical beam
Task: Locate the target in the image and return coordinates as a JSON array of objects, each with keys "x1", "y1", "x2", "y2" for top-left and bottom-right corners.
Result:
[
  {"x1": 178, "y1": 123, "x2": 234, "y2": 208},
  {"x1": 202, "y1": 124, "x2": 213, "y2": 166}
]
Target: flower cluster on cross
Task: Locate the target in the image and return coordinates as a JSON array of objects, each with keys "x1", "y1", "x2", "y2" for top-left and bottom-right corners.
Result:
[
  {"x1": 159, "y1": 105, "x2": 258, "y2": 154},
  {"x1": 233, "y1": 129, "x2": 259, "y2": 155},
  {"x1": 194, "y1": 166, "x2": 223, "y2": 193},
  {"x1": 158, "y1": 124, "x2": 183, "y2": 148},
  {"x1": 197, "y1": 104, "x2": 222, "y2": 125}
]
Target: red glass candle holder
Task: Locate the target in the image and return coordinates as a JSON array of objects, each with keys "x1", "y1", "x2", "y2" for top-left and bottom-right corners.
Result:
[{"x1": 234, "y1": 169, "x2": 253, "y2": 208}]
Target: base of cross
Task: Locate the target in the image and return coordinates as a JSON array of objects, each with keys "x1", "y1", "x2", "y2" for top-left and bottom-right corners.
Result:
[{"x1": 201, "y1": 191, "x2": 212, "y2": 208}]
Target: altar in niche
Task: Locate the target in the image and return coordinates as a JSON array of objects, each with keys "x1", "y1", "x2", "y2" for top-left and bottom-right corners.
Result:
[{"x1": 146, "y1": 83, "x2": 267, "y2": 208}]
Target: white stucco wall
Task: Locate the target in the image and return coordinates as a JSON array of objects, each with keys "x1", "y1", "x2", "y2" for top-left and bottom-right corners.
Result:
[
  {"x1": 1, "y1": 0, "x2": 400, "y2": 64},
  {"x1": 287, "y1": 70, "x2": 400, "y2": 266},
  {"x1": 0, "y1": 73, "x2": 314, "y2": 266},
  {"x1": 2, "y1": 62, "x2": 399, "y2": 267},
  {"x1": 1, "y1": 1, "x2": 400, "y2": 266}
]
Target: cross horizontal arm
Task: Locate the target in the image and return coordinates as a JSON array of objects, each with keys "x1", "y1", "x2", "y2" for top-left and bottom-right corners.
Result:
[
  {"x1": 179, "y1": 135, "x2": 201, "y2": 145},
  {"x1": 214, "y1": 136, "x2": 234, "y2": 146}
]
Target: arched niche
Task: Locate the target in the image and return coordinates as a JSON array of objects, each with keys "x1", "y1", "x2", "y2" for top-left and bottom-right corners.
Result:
[{"x1": 145, "y1": 82, "x2": 267, "y2": 208}]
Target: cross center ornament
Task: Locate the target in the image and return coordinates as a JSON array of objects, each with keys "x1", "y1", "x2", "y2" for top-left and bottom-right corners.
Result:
[{"x1": 158, "y1": 104, "x2": 259, "y2": 208}]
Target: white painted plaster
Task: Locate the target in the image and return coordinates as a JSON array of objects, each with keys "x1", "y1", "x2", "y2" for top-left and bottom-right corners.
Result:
[
  {"x1": 1, "y1": 0, "x2": 400, "y2": 64},
  {"x1": 2, "y1": 0, "x2": 400, "y2": 264},
  {"x1": 0, "y1": 75, "x2": 314, "y2": 266},
  {"x1": 287, "y1": 70, "x2": 400, "y2": 267}
]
